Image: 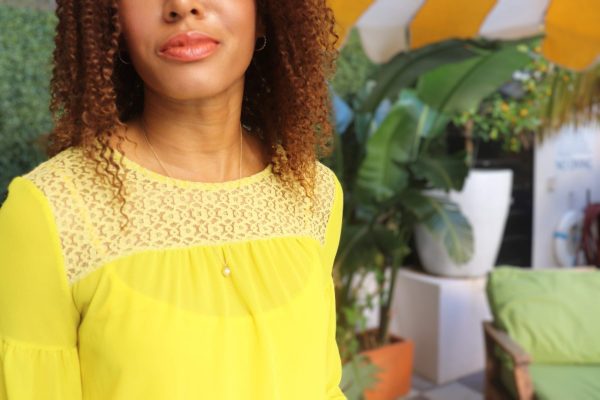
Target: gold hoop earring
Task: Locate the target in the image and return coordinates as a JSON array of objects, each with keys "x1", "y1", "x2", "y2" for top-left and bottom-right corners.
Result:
[
  {"x1": 255, "y1": 36, "x2": 267, "y2": 52},
  {"x1": 118, "y1": 50, "x2": 131, "y2": 65}
]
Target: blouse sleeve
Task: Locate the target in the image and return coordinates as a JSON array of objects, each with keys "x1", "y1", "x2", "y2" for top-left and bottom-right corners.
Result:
[
  {"x1": 0, "y1": 177, "x2": 82, "y2": 399},
  {"x1": 322, "y1": 172, "x2": 346, "y2": 400}
]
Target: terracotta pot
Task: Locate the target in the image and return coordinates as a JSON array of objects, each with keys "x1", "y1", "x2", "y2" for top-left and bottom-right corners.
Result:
[{"x1": 358, "y1": 328, "x2": 414, "y2": 400}]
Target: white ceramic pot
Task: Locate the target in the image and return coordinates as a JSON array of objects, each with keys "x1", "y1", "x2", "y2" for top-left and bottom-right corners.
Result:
[{"x1": 415, "y1": 169, "x2": 514, "y2": 278}]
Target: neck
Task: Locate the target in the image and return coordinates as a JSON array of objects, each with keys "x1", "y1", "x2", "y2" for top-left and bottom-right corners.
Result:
[{"x1": 132, "y1": 80, "x2": 252, "y2": 182}]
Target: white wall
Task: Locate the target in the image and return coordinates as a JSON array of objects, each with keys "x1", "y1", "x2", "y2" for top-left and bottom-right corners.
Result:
[{"x1": 532, "y1": 123, "x2": 600, "y2": 268}]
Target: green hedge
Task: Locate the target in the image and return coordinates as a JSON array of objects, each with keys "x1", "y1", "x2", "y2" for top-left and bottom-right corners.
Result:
[
  {"x1": 1, "y1": 1, "x2": 55, "y2": 11},
  {"x1": 0, "y1": 5, "x2": 55, "y2": 203}
]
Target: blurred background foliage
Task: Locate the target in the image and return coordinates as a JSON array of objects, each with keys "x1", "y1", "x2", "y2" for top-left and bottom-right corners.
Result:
[
  {"x1": 0, "y1": 0, "x2": 55, "y2": 10},
  {"x1": 0, "y1": 5, "x2": 55, "y2": 203},
  {"x1": 331, "y1": 29, "x2": 377, "y2": 103}
]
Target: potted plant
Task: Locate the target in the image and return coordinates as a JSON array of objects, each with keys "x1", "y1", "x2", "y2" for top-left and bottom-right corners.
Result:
[
  {"x1": 412, "y1": 42, "x2": 530, "y2": 277},
  {"x1": 412, "y1": 42, "x2": 591, "y2": 277},
  {"x1": 327, "y1": 34, "x2": 560, "y2": 397},
  {"x1": 416, "y1": 43, "x2": 540, "y2": 277},
  {"x1": 330, "y1": 90, "x2": 474, "y2": 400},
  {"x1": 327, "y1": 34, "x2": 478, "y2": 399}
]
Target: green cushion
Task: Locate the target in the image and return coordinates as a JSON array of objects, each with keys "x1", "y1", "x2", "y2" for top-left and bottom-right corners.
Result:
[
  {"x1": 530, "y1": 364, "x2": 600, "y2": 400},
  {"x1": 487, "y1": 266, "x2": 600, "y2": 363},
  {"x1": 499, "y1": 363, "x2": 600, "y2": 400}
]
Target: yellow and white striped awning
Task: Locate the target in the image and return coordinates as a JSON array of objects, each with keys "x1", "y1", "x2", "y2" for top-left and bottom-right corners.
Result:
[{"x1": 330, "y1": 0, "x2": 600, "y2": 71}]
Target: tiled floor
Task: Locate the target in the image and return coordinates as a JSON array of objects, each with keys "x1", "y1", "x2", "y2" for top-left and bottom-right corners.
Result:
[{"x1": 398, "y1": 370, "x2": 485, "y2": 400}]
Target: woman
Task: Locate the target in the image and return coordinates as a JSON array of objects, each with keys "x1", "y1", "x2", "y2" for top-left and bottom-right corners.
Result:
[{"x1": 0, "y1": 0, "x2": 345, "y2": 398}]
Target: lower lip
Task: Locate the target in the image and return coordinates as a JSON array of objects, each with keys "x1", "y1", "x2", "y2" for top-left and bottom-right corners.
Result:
[{"x1": 159, "y1": 42, "x2": 219, "y2": 62}]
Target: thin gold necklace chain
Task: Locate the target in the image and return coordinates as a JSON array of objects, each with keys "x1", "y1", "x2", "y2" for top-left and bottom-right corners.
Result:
[
  {"x1": 138, "y1": 118, "x2": 243, "y2": 277},
  {"x1": 139, "y1": 119, "x2": 243, "y2": 185}
]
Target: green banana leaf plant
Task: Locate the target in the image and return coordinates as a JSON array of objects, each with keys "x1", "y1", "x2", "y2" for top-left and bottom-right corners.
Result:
[{"x1": 326, "y1": 37, "x2": 532, "y2": 398}]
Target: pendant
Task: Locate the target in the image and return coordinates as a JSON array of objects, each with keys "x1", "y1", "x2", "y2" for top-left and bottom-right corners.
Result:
[{"x1": 222, "y1": 265, "x2": 231, "y2": 277}]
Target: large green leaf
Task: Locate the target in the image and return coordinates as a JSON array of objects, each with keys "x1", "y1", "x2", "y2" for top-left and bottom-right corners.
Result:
[
  {"x1": 361, "y1": 40, "x2": 477, "y2": 112},
  {"x1": 417, "y1": 43, "x2": 530, "y2": 115},
  {"x1": 399, "y1": 190, "x2": 436, "y2": 221},
  {"x1": 397, "y1": 90, "x2": 449, "y2": 140},
  {"x1": 409, "y1": 152, "x2": 469, "y2": 191},
  {"x1": 336, "y1": 224, "x2": 378, "y2": 273},
  {"x1": 356, "y1": 91, "x2": 445, "y2": 203},
  {"x1": 370, "y1": 224, "x2": 410, "y2": 267},
  {"x1": 355, "y1": 104, "x2": 411, "y2": 203},
  {"x1": 400, "y1": 191, "x2": 473, "y2": 264}
]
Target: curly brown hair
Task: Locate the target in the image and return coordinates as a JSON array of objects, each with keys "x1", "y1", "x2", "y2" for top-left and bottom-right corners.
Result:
[{"x1": 48, "y1": 0, "x2": 338, "y2": 229}]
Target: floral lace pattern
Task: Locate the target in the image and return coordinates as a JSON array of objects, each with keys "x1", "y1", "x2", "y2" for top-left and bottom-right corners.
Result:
[{"x1": 24, "y1": 146, "x2": 336, "y2": 285}]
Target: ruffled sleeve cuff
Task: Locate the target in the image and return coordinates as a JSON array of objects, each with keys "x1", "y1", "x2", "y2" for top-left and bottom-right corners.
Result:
[{"x1": 1, "y1": 336, "x2": 82, "y2": 399}]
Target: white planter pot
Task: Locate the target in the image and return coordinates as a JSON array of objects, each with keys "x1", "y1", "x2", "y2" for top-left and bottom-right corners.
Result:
[{"x1": 415, "y1": 169, "x2": 514, "y2": 278}]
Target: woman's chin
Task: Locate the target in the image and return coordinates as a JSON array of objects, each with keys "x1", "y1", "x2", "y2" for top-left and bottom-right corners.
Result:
[{"x1": 155, "y1": 81, "x2": 232, "y2": 102}]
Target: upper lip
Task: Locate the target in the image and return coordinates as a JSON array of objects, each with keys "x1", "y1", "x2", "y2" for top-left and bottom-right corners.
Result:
[{"x1": 159, "y1": 31, "x2": 220, "y2": 52}]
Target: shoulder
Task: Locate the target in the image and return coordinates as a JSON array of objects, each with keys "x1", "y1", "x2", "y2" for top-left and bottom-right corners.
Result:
[
  {"x1": 314, "y1": 160, "x2": 338, "y2": 185},
  {"x1": 313, "y1": 160, "x2": 343, "y2": 212},
  {"x1": 19, "y1": 146, "x2": 105, "y2": 219},
  {"x1": 305, "y1": 161, "x2": 343, "y2": 246},
  {"x1": 22, "y1": 146, "x2": 88, "y2": 194},
  {"x1": 0, "y1": 150, "x2": 88, "y2": 263},
  {"x1": 2, "y1": 146, "x2": 88, "y2": 218},
  {"x1": 310, "y1": 162, "x2": 344, "y2": 266},
  {"x1": 13, "y1": 146, "x2": 113, "y2": 284},
  {"x1": 17, "y1": 146, "x2": 97, "y2": 255}
]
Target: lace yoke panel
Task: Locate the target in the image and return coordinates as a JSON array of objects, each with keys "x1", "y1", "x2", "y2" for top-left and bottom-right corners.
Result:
[{"x1": 23, "y1": 147, "x2": 337, "y2": 285}]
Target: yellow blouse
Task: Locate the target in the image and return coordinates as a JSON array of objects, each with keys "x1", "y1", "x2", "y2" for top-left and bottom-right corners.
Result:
[{"x1": 0, "y1": 146, "x2": 346, "y2": 400}]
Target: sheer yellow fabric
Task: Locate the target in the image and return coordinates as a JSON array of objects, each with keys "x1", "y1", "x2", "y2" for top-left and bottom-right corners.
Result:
[{"x1": 0, "y1": 146, "x2": 346, "y2": 400}]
